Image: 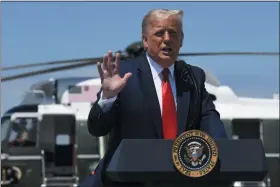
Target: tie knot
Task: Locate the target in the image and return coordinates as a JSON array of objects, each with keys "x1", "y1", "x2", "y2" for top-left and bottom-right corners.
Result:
[{"x1": 162, "y1": 68, "x2": 170, "y2": 82}]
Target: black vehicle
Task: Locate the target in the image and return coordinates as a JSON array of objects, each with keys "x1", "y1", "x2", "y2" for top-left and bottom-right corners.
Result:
[{"x1": 1, "y1": 103, "x2": 108, "y2": 187}]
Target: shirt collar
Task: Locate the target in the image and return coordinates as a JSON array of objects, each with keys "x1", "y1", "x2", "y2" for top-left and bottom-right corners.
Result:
[{"x1": 145, "y1": 52, "x2": 175, "y2": 80}]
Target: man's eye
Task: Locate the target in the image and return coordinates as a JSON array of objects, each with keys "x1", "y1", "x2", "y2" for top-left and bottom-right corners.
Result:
[
  {"x1": 155, "y1": 31, "x2": 177, "y2": 37},
  {"x1": 155, "y1": 31, "x2": 164, "y2": 37}
]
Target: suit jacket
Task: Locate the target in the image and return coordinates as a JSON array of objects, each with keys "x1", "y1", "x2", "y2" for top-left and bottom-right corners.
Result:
[{"x1": 86, "y1": 54, "x2": 228, "y2": 187}]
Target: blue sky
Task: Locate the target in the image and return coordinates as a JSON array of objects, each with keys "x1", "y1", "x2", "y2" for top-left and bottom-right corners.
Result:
[{"x1": 1, "y1": 2, "x2": 279, "y2": 114}]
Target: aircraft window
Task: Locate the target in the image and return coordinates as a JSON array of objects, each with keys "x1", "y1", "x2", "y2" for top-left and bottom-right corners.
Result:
[
  {"x1": 77, "y1": 120, "x2": 100, "y2": 154},
  {"x1": 56, "y1": 134, "x2": 70, "y2": 145},
  {"x1": 1, "y1": 117, "x2": 10, "y2": 141},
  {"x1": 9, "y1": 130, "x2": 18, "y2": 141},
  {"x1": 7, "y1": 117, "x2": 38, "y2": 147},
  {"x1": 262, "y1": 119, "x2": 279, "y2": 153},
  {"x1": 232, "y1": 119, "x2": 260, "y2": 139}
]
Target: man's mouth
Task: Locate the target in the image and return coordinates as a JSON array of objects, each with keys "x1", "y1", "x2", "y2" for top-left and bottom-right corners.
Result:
[{"x1": 162, "y1": 47, "x2": 172, "y2": 53}]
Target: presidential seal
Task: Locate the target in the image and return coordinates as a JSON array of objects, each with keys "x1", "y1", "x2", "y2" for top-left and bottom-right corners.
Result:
[{"x1": 172, "y1": 130, "x2": 218, "y2": 178}]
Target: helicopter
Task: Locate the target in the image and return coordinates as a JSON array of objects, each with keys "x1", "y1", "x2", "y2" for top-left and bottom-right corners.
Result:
[{"x1": 1, "y1": 41, "x2": 279, "y2": 187}]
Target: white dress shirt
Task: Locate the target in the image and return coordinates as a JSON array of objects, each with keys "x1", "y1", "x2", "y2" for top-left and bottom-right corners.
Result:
[{"x1": 98, "y1": 52, "x2": 177, "y2": 114}]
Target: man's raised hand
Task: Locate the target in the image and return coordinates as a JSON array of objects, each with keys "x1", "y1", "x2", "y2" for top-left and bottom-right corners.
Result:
[{"x1": 97, "y1": 50, "x2": 132, "y2": 99}]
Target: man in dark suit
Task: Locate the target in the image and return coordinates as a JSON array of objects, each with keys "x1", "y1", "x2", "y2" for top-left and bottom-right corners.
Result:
[{"x1": 79, "y1": 8, "x2": 227, "y2": 187}]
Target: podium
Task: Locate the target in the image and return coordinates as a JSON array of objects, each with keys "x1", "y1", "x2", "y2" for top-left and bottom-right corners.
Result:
[{"x1": 105, "y1": 139, "x2": 268, "y2": 187}]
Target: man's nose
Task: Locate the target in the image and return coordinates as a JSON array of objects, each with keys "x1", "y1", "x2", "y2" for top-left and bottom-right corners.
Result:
[{"x1": 163, "y1": 32, "x2": 171, "y2": 41}]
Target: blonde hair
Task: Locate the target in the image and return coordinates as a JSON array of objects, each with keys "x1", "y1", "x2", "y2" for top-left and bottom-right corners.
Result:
[
  {"x1": 142, "y1": 9, "x2": 183, "y2": 33},
  {"x1": 142, "y1": 9, "x2": 184, "y2": 40}
]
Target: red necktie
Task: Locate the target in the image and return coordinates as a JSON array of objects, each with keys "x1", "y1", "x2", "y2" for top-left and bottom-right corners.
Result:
[{"x1": 162, "y1": 68, "x2": 178, "y2": 139}]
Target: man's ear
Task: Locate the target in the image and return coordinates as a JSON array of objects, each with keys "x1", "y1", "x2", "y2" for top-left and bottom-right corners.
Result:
[
  {"x1": 180, "y1": 31, "x2": 184, "y2": 47},
  {"x1": 142, "y1": 34, "x2": 148, "y2": 49}
]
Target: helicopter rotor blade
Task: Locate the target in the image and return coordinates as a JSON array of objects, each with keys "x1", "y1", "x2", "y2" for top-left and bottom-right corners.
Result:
[
  {"x1": 2, "y1": 55, "x2": 129, "y2": 82},
  {"x1": 2, "y1": 51, "x2": 279, "y2": 82},
  {"x1": 2, "y1": 60, "x2": 98, "y2": 82},
  {"x1": 2, "y1": 52, "x2": 279, "y2": 71},
  {"x1": 178, "y1": 52, "x2": 280, "y2": 57},
  {"x1": 2, "y1": 57, "x2": 102, "y2": 71}
]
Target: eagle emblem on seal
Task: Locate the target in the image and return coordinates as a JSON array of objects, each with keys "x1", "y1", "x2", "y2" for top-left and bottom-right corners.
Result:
[
  {"x1": 183, "y1": 141, "x2": 206, "y2": 167},
  {"x1": 172, "y1": 130, "x2": 218, "y2": 177}
]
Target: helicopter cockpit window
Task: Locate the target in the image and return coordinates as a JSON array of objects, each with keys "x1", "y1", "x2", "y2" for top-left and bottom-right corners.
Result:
[
  {"x1": 8, "y1": 118, "x2": 38, "y2": 147},
  {"x1": 1, "y1": 117, "x2": 10, "y2": 142},
  {"x1": 56, "y1": 134, "x2": 70, "y2": 145}
]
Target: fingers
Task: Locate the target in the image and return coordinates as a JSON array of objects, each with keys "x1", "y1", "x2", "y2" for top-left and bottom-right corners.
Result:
[
  {"x1": 107, "y1": 51, "x2": 113, "y2": 76},
  {"x1": 102, "y1": 53, "x2": 108, "y2": 71},
  {"x1": 113, "y1": 52, "x2": 120, "y2": 74},
  {"x1": 100, "y1": 50, "x2": 120, "y2": 79},
  {"x1": 97, "y1": 62, "x2": 104, "y2": 82},
  {"x1": 122, "y1": 72, "x2": 132, "y2": 83}
]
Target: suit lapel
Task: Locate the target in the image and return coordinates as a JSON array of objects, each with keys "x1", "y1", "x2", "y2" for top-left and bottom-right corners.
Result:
[
  {"x1": 175, "y1": 61, "x2": 194, "y2": 135},
  {"x1": 137, "y1": 55, "x2": 162, "y2": 138},
  {"x1": 136, "y1": 56, "x2": 194, "y2": 138}
]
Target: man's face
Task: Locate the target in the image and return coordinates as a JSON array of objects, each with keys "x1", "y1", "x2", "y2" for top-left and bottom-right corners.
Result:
[{"x1": 142, "y1": 15, "x2": 182, "y2": 68}]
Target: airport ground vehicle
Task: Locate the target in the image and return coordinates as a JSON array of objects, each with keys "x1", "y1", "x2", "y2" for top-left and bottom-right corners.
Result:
[{"x1": 1, "y1": 102, "x2": 108, "y2": 187}]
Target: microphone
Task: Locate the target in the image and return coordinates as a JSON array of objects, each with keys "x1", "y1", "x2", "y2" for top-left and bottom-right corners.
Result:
[{"x1": 180, "y1": 67, "x2": 194, "y2": 89}]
